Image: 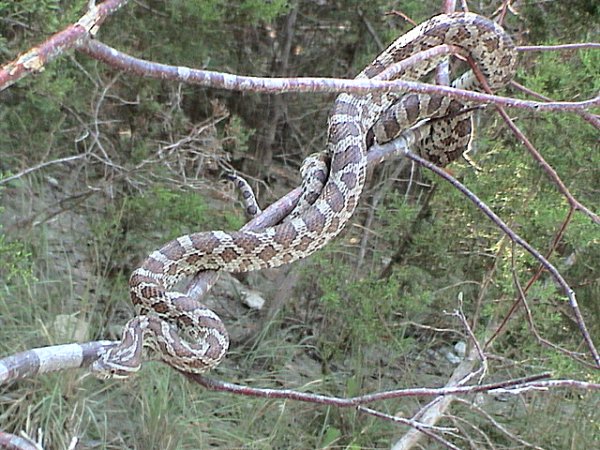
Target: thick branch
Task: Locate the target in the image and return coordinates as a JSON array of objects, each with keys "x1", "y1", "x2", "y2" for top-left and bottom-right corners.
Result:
[
  {"x1": 0, "y1": 341, "x2": 114, "y2": 385},
  {"x1": 77, "y1": 39, "x2": 599, "y2": 112},
  {"x1": 0, "y1": 432, "x2": 39, "y2": 450},
  {"x1": 0, "y1": 0, "x2": 129, "y2": 91}
]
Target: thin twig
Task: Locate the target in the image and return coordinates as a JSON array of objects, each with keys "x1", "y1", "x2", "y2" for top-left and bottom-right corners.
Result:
[
  {"x1": 184, "y1": 372, "x2": 552, "y2": 404},
  {"x1": 0, "y1": 154, "x2": 89, "y2": 186},
  {"x1": 465, "y1": 52, "x2": 600, "y2": 226},
  {"x1": 360, "y1": 406, "x2": 462, "y2": 450},
  {"x1": 509, "y1": 246, "x2": 591, "y2": 366},
  {"x1": 454, "y1": 398, "x2": 545, "y2": 450},
  {"x1": 510, "y1": 80, "x2": 600, "y2": 131},
  {"x1": 487, "y1": 207, "x2": 577, "y2": 353},
  {"x1": 517, "y1": 43, "x2": 600, "y2": 52},
  {"x1": 376, "y1": 144, "x2": 600, "y2": 366},
  {"x1": 495, "y1": 107, "x2": 599, "y2": 225}
]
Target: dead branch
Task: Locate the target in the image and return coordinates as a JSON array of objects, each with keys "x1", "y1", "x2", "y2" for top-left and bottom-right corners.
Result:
[
  {"x1": 0, "y1": 0, "x2": 129, "y2": 91},
  {"x1": 517, "y1": 43, "x2": 600, "y2": 52},
  {"x1": 0, "y1": 342, "x2": 114, "y2": 385},
  {"x1": 76, "y1": 39, "x2": 599, "y2": 112},
  {"x1": 360, "y1": 406, "x2": 462, "y2": 450},
  {"x1": 389, "y1": 144, "x2": 599, "y2": 366},
  {"x1": 185, "y1": 372, "x2": 554, "y2": 403},
  {"x1": 0, "y1": 431, "x2": 40, "y2": 450},
  {"x1": 1, "y1": 2, "x2": 598, "y2": 447}
]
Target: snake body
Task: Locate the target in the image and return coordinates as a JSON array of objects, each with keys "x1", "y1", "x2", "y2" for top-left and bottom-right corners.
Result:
[{"x1": 93, "y1": 13, "x2": 516, "y2": 378}]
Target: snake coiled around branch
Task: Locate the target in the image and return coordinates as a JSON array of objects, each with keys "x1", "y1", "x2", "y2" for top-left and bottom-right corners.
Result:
[{"x1": 93, "y1": 12, "x2": 517, "y2": 378}]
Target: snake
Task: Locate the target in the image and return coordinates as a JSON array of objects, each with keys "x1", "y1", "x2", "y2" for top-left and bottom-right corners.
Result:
[{"x1": 92, "y1": 12, "x2": 517, "y2": 379}]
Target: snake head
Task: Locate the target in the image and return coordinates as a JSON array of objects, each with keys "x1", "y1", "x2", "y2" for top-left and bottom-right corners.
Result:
[
  {"x1": 91, "y1": 356, "x2": 140, "y2": 380},
  {"x1": 91, "y1": 335, "x2": 143, "y2": 380}
]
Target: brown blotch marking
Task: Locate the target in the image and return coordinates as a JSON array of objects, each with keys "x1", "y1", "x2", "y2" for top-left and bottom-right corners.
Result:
[
  {"x1": 346, "y1": 194, "x2": 358, "y2": 213},
  {"x1": 327, "y1": 216, "x2": 340, "y2": 234},
  {"x1": 219, "y1": 247, "x2": 241, "y2": 264},
  {"x1": 362, "y1": 101, "x2": 375, "y2": 119},
  {"x1": 424, "y1": 22, "x2": 450, "y2": 41},
  {"x1": 363, "y1": 60, "x2": 386, "y2": 78},
  {"x1": 322, "y1": 182, "x2": 345, "y2": 213},
  {"x1": 501, "y1": 54, "x2": 514, "y2": 68},
  {"x1": 177, "y1": 314, "x2": 194, "y2": 328},
  {"x1": 305, "y1": 209, "x2": 326, "y2": 234},
  {"x1": 340, "y1": 171, "x2": 358, "y2": 190},
  {"x1": 274, "y1": 223, "x2": 297, "y2": 246},
  {"x1": 162, "y1": 239, "x2": 186, "y2": 261},
  {"x1": 390, "y1": 45, "x2": 416, "y2": 64},
  {"x1": 425, "y1": 94, "x2": 444, "y2": 116},
  {"x1": 159, "y1": 239, "x2": 185, "y2": 276},
  {"x1": 142, "y1": 256, "x2": 164, "y2": 274},
  {"x1": 315, "y1": 167, "x2": 328, "y2": 184},
  {"x1": 138, "y1": 285, "x2": 161, "y2": 303},
  {"x1": 239, "y1": 258, "x2": 266, "y2": 272},
  {"x1": 203, "y1": 315, "x2": 227, "y2": 335},
  {"x1": 379, "y1": 111, "x2": 400, "y2": 140},
  {"x1": 167, "y1": 263, "x2": 180, "y2": 277},
  {"x1": 130, "y1": 273, "x2": 159, "y2": 287},
  {"x1": 258, "y1": 245, "x2": 277, "y2": 261},
  {"x1": 455, "y1": 118, "x2": 472, "y2": 138},
  {"x1": 171, "y1": 295, "x2": 198, "y2": 312},
  {"x1": 296, "y1": 235, "x2": 314, "y2": 252},
  {"x1": 140, "y1": 285, "x2": 154, "y2": 298},
  {"x1": 403, "y1": 94, "x2": 422, "y2": 124},
  {"x1": 190, "y1": 232, "x2": 222, "y2": 254},
  {"x1": 499, "y1": 55, "x2": 515, "y2": 83},
  {"x1": 185, "y1": 253, "x2": 202, "y2": 266},
  {"x1": 281, "y1": 253, "x2": 295, "y2": 264},
  {"x1": 452, "y1": 27, "x2": 472, "y2": 44},
  {"x1": 483, "y1": 36, "x2": 499, "y2": 53},
  {"x1": 330, "y1": 144, "x2": 362, "y2": 172},
  {"x1": 333, "y1": 100, "x2": 359, "y2": 117},
  {"x1": 329, "y1": 121, "x2": 361, "y2": 144},
  {"x1": 446, "y1": 99, "x2": 464, "y2": 114},
  {"x1": 152, "y1": 298, "x2": 170, "y2": 314},
  {"x1": 234, "y1": 233, "x2": 261, "y2": 253},
  {"x1": 441, "y1": 135, "x2": 455, "y2": 146},
  {"x1": 328, "y1": 123, "x2": 344, "y2": 145},
  {"x1": 204, "y1": 334, "x2": 227, "y2": 359}
]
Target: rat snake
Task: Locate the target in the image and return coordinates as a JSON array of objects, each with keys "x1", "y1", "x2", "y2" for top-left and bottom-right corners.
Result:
[{"x1": 93, "y1": 12, "x2": 516, "y2": 378}]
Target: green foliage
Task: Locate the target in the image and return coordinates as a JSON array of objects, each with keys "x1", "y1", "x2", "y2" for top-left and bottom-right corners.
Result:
[
  {"x1": 169, "y1": 0, "x2": 288, "y2": 24},
  {"x1": 124, "y1": 186, "x2": 211, "y2": 239},
  {"x1": 1, "y1": 1, "x2": 598, "y2": 448},
  {"x1": 308, "y1": 248, "x2": 431, "y2": 361},
  {"x1": 224, "y1": 114, "x2": 253, "y2": 155},
  {"x1": 521, "y1": 0, "x2": 599, "y2": 41},
  {"x1": 0, "y1": 223, "x2": 34, "y2": 286}
]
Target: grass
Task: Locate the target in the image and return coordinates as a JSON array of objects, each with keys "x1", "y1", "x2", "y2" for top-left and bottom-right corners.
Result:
[
  {"x1": 1, "y1": 133, "x2": 599, "y2": 448},
  {"x1": 1, "y1": 184, "x2": 600, "y2": 448}
]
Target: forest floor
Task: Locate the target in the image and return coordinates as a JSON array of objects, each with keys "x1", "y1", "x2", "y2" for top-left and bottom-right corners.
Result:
[{"x1": 2, "y1": 158, "x2": 597, "y2": 449}]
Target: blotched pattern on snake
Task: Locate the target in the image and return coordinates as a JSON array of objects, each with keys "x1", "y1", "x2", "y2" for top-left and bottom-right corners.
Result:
[{"x1": 93, "y1": 12, "x2": 517, "y2": 378}]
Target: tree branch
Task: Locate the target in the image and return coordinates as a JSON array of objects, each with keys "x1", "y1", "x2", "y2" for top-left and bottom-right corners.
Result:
[
  {"x1": 74, "y1": 39, "x2": 599, "y2": 112},
  {"x1": 0, "y1": 0, "x2": 130, "y2": 91}
]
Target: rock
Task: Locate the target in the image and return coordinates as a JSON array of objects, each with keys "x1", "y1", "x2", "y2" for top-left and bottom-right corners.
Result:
[
  {"x1": 240, "y1": 289, "x2": 265, "y2": 310},
  {"x1": 454, "y1": 341, "x2": 466, "y2": 357}
]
